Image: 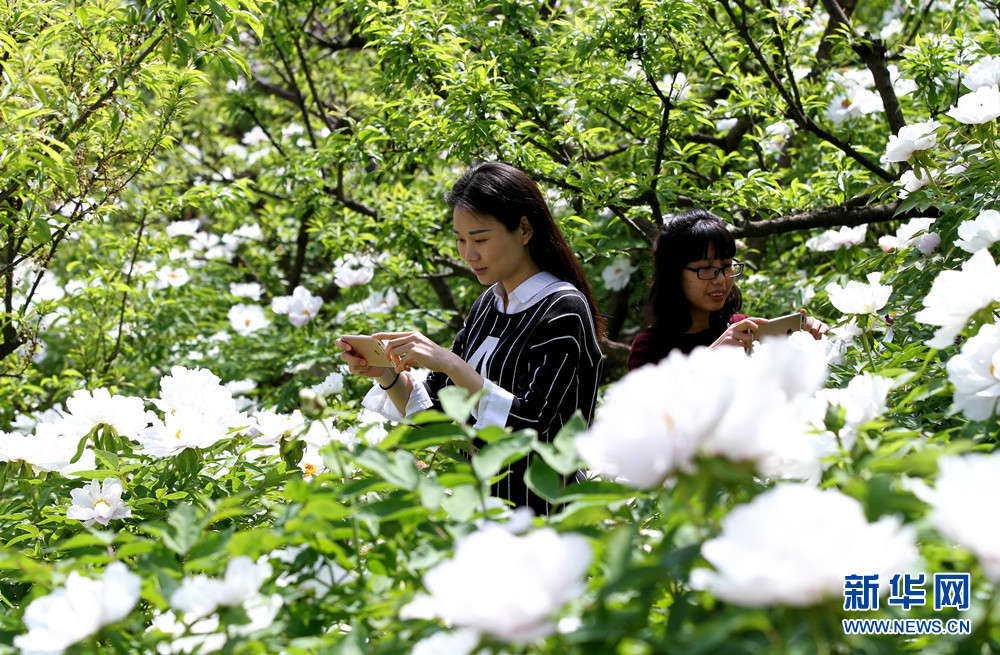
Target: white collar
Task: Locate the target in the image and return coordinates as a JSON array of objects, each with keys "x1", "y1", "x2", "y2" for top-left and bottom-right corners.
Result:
[{"x1": 491, "y1": 271, "x2": 570, "y2": 313}]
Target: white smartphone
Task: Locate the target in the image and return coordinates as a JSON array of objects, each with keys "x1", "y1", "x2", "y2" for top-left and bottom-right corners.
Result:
[
  {"x1": 754, "y1": 312, "x2": 805, "y2": 340},
  {"x1": 339, "y1": 335, "x2": 390, "y2": 364}
]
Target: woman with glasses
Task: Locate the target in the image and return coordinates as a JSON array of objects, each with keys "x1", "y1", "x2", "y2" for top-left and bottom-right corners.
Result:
[{"x1": 627, "y1": 209, "x2": 826, "y2": 371}]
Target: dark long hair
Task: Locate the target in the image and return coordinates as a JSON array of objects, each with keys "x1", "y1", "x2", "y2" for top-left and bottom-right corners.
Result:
[
  {"x1": 446, "y1": 162, "x2": 604, "y2": 337},
  {"x1": 643, "y1": 209, "x2": 742, "y2": 335}
]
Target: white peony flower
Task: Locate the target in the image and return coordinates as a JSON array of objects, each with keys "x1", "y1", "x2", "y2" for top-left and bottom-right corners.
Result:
[
  {"x1": 139, "y1": 407, "x2": 234, "y2": 457},
  {"x1": 601, "y1": 256, "x2": 638, "y2": 291},
  {"x1": 826, "y1": 87, "x2": 882, "y2": 124},
  {"x1": 170, "y1": 556, "x2": 273, "y2": 621},
  {"x1": 271, "y1": 286, "x2": 323, "y2": 327},
  {"x1": 916, "y1": 453, "x2": 1000, "y2": 580},
  {"x1": 66, "y1": 478, "x2": 132, "y2": 527},
  {"x1": 253, "y1": 409, "x2": 307, "y2": 445},
  {"x1": 689, "y1": 484, "x2": 917, "y2": 607},
  {"x1": 825, "y1": 272, "x2": 891, "y2": 315},
  {"x1": 884, "y1": 120, "x2": 941, "y2": 162},
  {"x1": 401, "y1": 524, "x2": 591, "y2": 643},
  {"x1": 947, "y1": 85, "x2": 1000, "y2": 124},
  {"x1": 813, "y1": 373, "x2": 895, "y2": 451},
  {"x1": 955, "y1": 209, "x2": 1000, "y2": 253},
  {"x1": 57, "y1": 388, "x2": 154, "y2": 440},
  {"x1": 915, "y1": 249, "x2": 1000, "y2": 348},
  {"x1": 576, "y1": 336, "x2": 831, "y2": 486},
  {"x1": 0, "y1": 426, "x2": 82, "y2": 473},
  {"x1": 229, "y1": 282, "x2": 263, "y2": 300},
  {"x1": 227, "y1": 304, "x2": 270, "y2": 336},
  {"x1": 242, "y1": 125, "x2": 269, "y2": 146},
  {"x1": 333, "y1": 254, "x2": 376, "y2": 288},
  {"x1": 962, "y1": 55, "x2": 1000, "y2": 91},
  {"x1": 878, "y1": 217, "x2": 940, "y2": 255},
  {"x1": 310, "y1": 371, "x2": 345, "y2": 396},
  {"x1": 14, "y1": 562, "x2": 141, "y2": 654},
  {"x1": 154, "y1": 266, "x2": 190, "y2": 289},
  {"x1": 411, "y1": 629, "x2": 481, "y2": 655},
  {"x1": 945, "y1": 322, "x2": 1000, "y2": 420},
  {"x1": 762, "y1": 121, "x2": 793, "y2": 152},
  {"x1": 896, "y1": 168, "x2": 931, "y2": 199},
  {"x1": 166, "y1": 219, "x2": 201, "y2": 238},
  {"x1": 804, "y1": 224, "x2": 866, "y2": 251}
]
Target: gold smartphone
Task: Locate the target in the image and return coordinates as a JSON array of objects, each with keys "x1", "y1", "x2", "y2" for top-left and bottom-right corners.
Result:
[
  {"x1": 754, "y1": 312, "x2": 805, "y2": 340},
  {"x1": 339, "y1": 335, "x2": 390, "y2": 364}
]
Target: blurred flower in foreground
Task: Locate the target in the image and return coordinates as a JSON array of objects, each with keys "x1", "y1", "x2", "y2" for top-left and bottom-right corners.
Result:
[
  {"x1": 601, "y1": 256, "x2": 637, "y2": 291},
  {"x1": 401, "y1": 524, "x2": 591, "y2": 642},
  {"x1": 915, "y1": 453, "x2": 1000, "y2": 581},
  {"x1": 812, "y1": 372, "x2": 894, "y2": 451},
  {"x1": 955, "y1": 209, "x2": 1000, "y2": 253},
  {"x1": 170, "y1": 556, "x2": 275, "y2": 621},
  {"x1": 884, "y1": 119, "x2": 941, "y2": 162},
  {"x1": 825, "y1": 272, "x2": 892, "y2": 315},
  {"x1": 945, "y1": 322, "x2": 1000, "y2": 420},
  {"x1": 67, "y1": 478, "x2": 132, "y2": 527},
  {"x1": 575, "y1": 334, "x2": 831, "y2": 486},
  {"x1": 804, "y1": 224, "x2": 866, "y2": 251},
  {"x1": 411, "y1": 629, "x2": 481, "y2": 655},
  {"x1": 271, "y1": 286, "x2": 323, "y2": 326},
  {"x1": 878, "y1": 217, "x2": 940, "y2": 255},
  {"x1": 689, "y1": 484, "x2": 917, "y2": 606},
  {"x1": 14, "y1": 562, "x2": 141, "y2": 655},
  {"x1": 915, "y1": 249, "x2": 1000, "y2": 348}
]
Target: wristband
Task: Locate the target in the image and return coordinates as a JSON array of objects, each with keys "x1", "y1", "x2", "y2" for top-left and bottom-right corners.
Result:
[{"x1": 379, "y1": 371, "x2": 401, "y2": 390}]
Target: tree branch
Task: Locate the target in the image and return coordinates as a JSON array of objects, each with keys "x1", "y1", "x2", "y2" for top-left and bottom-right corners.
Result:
[{"x1": 731, "y1": 200, "x2": 940, "y2": 238}]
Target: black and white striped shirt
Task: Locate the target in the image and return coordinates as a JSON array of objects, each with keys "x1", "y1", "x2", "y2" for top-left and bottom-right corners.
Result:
[{"x1": 364, "y1": 272, "x2": 604, "y2": 513}]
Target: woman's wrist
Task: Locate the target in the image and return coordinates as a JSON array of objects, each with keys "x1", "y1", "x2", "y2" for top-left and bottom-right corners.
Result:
[{"x1": 377, "y1": 369, "x2": 401, "y2": 389}]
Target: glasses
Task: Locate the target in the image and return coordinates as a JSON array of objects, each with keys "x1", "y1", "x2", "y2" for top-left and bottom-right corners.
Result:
[{"x1": 683, "y1": 261, "x2": 744, "y2": 280}]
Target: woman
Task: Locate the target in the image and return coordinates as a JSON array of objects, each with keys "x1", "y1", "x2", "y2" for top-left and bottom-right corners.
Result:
[
  {"x1": 337, "y1": 162, "x2": 604, "y2": 515},
  {"x1": 627, "y1": 209, "x2": 826, "y2": 371}
]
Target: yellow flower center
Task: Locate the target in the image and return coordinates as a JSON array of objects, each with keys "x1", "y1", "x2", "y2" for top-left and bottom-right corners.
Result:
[
  {"x1": 244, "y1": 318, "x2": 252, "y2": 326},
  {"x1": 174, "y1": 429, "x2": 182, "y2": 439},
  {"x1": 94, "y1": 499, "x2": 111, "y2": 509},
  {"x1": 303, "y1": 463, "x2": 316, "y2": 475},
  {"x1": 662, "y1": 412, "x2": 675, "y2": 431}
]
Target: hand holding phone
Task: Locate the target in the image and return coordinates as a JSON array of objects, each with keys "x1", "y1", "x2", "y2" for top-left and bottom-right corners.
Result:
[
  {"x1": 753, "y1": 312, "x2": 805, "y2": 341},
  {"x1": 339, "y1": 335, "x2": 390, "y2": 365}
]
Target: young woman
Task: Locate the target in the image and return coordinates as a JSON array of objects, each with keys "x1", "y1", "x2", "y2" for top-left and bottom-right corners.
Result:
[
  {"x1": 627, "y1": 209, "x2": 826, "y2": 371},
  {"x1": 336, "y1": 162, "x2": 604, "y2": 515}
]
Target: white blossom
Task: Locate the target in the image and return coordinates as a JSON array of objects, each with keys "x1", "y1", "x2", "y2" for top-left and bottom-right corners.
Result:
[
  {"x1": 170, "y1": 557, "x2": 273, "y2": 621},
  {"x1": 916, "y1": 453, "x2": 1000, "y2": 580},
  {"x1": 947, "y1": 85, "x2": 1000, "y2": 124},
  {"x1": 884, "y1": 120, "x2": 941, "y2": 162},
  {"x1": 166, "y1": 219, "x2": 201, "y2": 238},
  {"x1": 813, "y1": 373, "x2": 895, "y2": 451},
  {"x1": 333, "y1": 254, "x2": 376, "y2": 288},
  {"x1": 310, "y1": 371, "x2": 345, "y2": 396},
  {"x1": 915, "y1": 249, "x2": 1000, "y2": 348},
  {"x1": 601, "y1": 257, "x2": 637, "y2": 291},
  {"x1": 401, "y1": 524, "x2": 591, "y2": 643},
  {"x1": 962, "y1": 55, "x2": 1000, "y2": 91},
  {"x1": 825, "y1": 272, "x2": 891, "y2": 315},
  {"x1": 66, "y1": 478, "x2": 132, "y2": 527},
  {"x1": 896, "y1": 168, "x2": 931, "y2": 199},
  {"x1": 878, "y1": 217, "x2": 940, "y2": 255},
  {"x1": 689, "y1": 484, "x2": 917, "y2": 606},
  {"x1": 804, "y1": 225, "x2": 866, "y2": 251},
  {"x1": 57, "y1": 388, "x2": 154, "y2": 440},
  {"x1": 154, "y1": 266, "x2": 190, "y2": 289},
  {"x1": 242, "y1": 126, "x2": 269, "y2": 146},
  {"x1": 826, "y1": 88, "x2": 882, "y2": 124},
  {"x1": 253, "y1": 409, "x2": 307, "y2": 445},
  {"x1": 956, "y1": 209, "x2": 1000, "y2": 253},
  {"x1": 271, "y1": 286, "x2": 323, "y2": 327},
  {"x1": 575, "y1": 335, "x2": 830, "y2": 486},
  {"x1": 411, "y1": 629, "x2": 481, "y2": 655},
  {"x1": 14, "y1": 562, "x2": 141, "y2": 655},
  {"x1": 229, "y1": 282, "x2": 263, "y2": 300},
  {"x1": 945, "y1": 322, "x2": 1000, "y2": 420},
  {"x1": 227, "y1": 304, "x2": 270, "y2": 336}
]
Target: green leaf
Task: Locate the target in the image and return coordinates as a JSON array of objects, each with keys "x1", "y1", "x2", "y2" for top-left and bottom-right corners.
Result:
[
  {"x1": 352, "y1": 446, "x2": 420, "y2": 490},
  {"x1": 524, "y1": 456, "x2": 560, "y2": 501},
  {"x1": 162, "y1": 504, "x2": 203, "y2": 556},
  {"x1": 437, "y1": 385, "x2": 479, "y2": 423},
  {"x1": 472, "y1": 433, "x2": 533, "y2": 480},
  {"x1": 534, "y1": 412, "x2": 586, "y2": 475}
]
